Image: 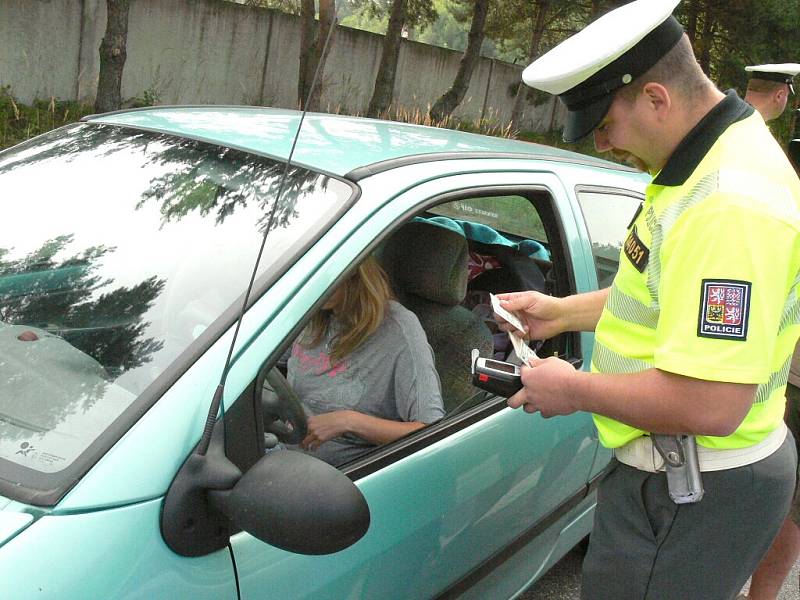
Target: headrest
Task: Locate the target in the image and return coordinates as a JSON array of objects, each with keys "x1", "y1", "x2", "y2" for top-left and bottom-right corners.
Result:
[
  {"x1": 416, "y1": 215, "x2": 550, "y2": 261},
  {"x1": 378, "y1": 221, "x2": 468, "y2": 306}
]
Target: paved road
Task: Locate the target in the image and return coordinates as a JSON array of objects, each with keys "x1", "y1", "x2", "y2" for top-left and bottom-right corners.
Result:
[{"x1": 520, "y1": 547, "x2": 800, "y2": 599}]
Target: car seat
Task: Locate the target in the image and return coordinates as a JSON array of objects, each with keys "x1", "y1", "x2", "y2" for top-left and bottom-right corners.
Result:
[{"x1": 378, "y1": 220, "x2": 494, "y2": 412}]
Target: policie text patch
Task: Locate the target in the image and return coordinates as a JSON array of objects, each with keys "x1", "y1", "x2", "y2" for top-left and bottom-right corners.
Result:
[{"x1": 697, "y1": 279, "x2": 751, "y2": 340}]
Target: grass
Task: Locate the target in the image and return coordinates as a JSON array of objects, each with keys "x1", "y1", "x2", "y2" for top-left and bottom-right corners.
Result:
[
  {"x1": 0, "y1": 87, "x2": 95, "y2": 151},
  {"x1": 394, "y1": 105, "x2": 516, "y2": 139},
  {"x1": 342, "y1": 102, "x2": 615, "y2": 163},
  {"x1": 517, "y1": 129, "x2": 606, "y2": 160},
  {"x1": 383, "y1": 103, "x2": 613, "y2": 162}
]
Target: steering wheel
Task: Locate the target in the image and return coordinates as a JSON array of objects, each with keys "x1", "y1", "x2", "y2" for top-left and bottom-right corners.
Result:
[{"x1": 256, "y1": 366, "x2": 308, "y2": 445}]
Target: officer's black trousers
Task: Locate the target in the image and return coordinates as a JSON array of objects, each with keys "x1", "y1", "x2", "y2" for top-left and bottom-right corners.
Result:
[{"x1": 581, "y1": 433, "x2": 797, "y2": 600}]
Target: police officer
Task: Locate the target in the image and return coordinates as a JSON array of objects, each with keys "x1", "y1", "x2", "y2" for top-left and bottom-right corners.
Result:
[
  {"x1": 745, "y1": 64, "x2": 800, "y2": 123},
  {"x1": 496, "y1": 1, "x2": 800, "y2": 598},
  {"x1": 743, "y1": 62, "x2": 800, "y2": 600}
]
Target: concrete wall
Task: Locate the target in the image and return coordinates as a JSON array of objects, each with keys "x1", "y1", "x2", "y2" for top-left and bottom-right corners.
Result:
[
  {"x1": 0, "y1": 0, "x2": 562, "y2": 131},
  {"x1": 1, "y1": 0, "x2": 83, "y2": 100}
]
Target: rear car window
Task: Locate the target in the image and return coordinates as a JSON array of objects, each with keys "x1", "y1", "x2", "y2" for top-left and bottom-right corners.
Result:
[{"x1": 575, "y1": 188, "x2": 644, "y2": 288}]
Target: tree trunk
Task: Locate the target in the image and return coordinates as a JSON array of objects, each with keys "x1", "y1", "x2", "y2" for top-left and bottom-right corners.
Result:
[
  {"x1": 683, "y1": 0, "x2": 701, "y2": 50},
  {"x1": 429, "y1": 0, "x2": 489, "y2": 122},
  {"x1": 698, "y1": 6, "x2": 714, "y2": 74},
  {"x1": 306, "y1": 0, "x2": 336, "y2": 112},
  {"x1": 95, "y1": 0, "x2": 131, "y2": 114},
  {"x1": 367, "y1": 0, "x2": 408, "y2": 118},
  {"x1": 510, "y1": 0, "x2": 549, "y2": 134},
  {"x1": 298, "y1": 0, "x2": 316, "y2": 109}
]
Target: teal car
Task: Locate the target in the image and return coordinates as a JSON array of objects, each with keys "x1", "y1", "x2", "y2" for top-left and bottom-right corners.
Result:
[{"x1": 0, "y1": 107, "x2": 647, "y2": 599}]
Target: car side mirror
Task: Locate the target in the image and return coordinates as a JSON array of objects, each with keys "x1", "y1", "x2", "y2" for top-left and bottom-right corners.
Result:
[
  {"x1": 210, "y1": 451, "x2": 370, "y2": 555},
  {"x1": 162, "y1": 421, "x2": 370, "y2": 557}
]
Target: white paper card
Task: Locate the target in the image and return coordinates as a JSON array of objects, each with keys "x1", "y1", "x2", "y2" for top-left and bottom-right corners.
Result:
[
  {"x1": 490, "y1": 294, "x2": 525, "y2": 333},
  {"x1": 510, "y1": 332, "x2": 538, "y2": 364},
  {"x1": 490, "y1": 294, "x2": 538, "y2": 364}
]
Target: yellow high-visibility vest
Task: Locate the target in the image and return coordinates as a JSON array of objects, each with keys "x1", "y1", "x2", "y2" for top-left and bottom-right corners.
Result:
[{"x1": 593, "y1": 108, "x2": 800, "y2": 449}]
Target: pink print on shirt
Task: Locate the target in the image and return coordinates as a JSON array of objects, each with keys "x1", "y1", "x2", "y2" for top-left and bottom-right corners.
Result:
[{"x1": 292, "y1": 343, "x2": 348, "y2": 377}]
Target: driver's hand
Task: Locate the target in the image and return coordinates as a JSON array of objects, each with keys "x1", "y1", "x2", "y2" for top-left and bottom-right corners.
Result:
[{"x1": 301, "y1": 411, "x2": 351, "y2": 451}]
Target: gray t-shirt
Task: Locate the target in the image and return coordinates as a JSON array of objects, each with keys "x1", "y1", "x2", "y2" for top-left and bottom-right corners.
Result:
[{"x1": 288, "y1": 301, "x2": 444, "y2": 466}]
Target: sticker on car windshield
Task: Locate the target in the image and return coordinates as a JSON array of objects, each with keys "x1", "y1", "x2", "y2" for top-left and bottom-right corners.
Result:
[{"x1": 697, "y1": 279, "x2": 751, "y2": 340}]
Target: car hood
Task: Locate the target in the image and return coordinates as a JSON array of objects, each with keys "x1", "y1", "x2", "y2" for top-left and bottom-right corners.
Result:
[{"x1": 0, "y1": 497, "x2": 34, "y2": 548}]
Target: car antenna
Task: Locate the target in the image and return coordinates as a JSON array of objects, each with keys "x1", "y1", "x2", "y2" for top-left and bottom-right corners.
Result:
[{"x1": 196, "y1": 10, "x2": 339, "y2": 456}]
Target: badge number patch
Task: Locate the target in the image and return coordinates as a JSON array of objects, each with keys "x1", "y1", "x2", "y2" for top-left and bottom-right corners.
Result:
[
  {"x1": 697, "y1": 279, "x2": 751, "y2": 340},
  {"x1": 623, "y1": 226, "x2": 649, "y2": 273}
]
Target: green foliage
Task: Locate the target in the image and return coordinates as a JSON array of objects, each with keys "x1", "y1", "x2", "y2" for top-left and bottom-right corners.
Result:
[
  {"x1": 341, "y1": 1, "x2": 388, "y2": 34},
  {"x1": 343, "y1": 0, "x2": 436, "y2": 34},
  {"x1": 342, "y1": 0, "x2": 514, "y2": 61},
  {"x1": 414, "y1": 0, "x2": 467, "y2": 49},
  {"x1": 486, "y1": 0, "x2": 587, "y2": 64},
  {"x1": 424, "y1": 0, "x2": 800, "y2": 145},
  {"x1": 411, "y1": 0, "x2": 507, "y2": 60},
  {"x1": 667, "y1": 0, "x2": 800, "y2": 147},
  {"x1": 130, "y1": 86, "x2": 162, "y2": 109},
  {"x1": 239, "y1": 0, "x2": 301, "y2": 14},
  {"x1": 0, "y1": 87, "x2": 95, "y2": 151},
  {"x1": 766, "y1": 109, "x2": 797, "y2": 149}
]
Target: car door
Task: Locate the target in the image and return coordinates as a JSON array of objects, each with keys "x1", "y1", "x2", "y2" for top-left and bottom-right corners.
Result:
[{"x1": 227, "y1": 166, "x2": 601, "y2": 599}]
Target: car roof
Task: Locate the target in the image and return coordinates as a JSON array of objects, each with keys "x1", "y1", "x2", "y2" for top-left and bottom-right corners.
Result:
[{"x1": 84, "y1": 106, "x2": 634, "y2": 179}]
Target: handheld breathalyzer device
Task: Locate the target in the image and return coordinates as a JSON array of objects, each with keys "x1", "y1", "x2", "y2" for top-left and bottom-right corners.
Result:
[{"x1": 470, "y1": 349, "x2": 524, "y2": 397}]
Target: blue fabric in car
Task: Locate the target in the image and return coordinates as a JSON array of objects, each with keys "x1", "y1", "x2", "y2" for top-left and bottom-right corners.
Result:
[{"x1": 412, "y1": 215, "x2": 550, "y2": 261}]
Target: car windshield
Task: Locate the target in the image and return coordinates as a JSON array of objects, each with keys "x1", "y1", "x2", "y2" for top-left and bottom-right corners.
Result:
[{"x1": 0, "y1": 123, "x2": 352, "y2": 491}]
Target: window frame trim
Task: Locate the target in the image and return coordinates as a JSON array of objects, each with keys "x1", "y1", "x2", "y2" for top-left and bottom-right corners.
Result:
[{"x1": 238, "y1": 182, "x2": 582, "y2": 482}]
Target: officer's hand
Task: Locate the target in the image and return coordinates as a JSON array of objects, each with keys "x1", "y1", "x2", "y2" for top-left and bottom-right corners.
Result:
[
  {"x1": 494, "y1": 291, "x2": 565, "y2": 340},
  {"x1": 507, "y1": 356, "x2": 581, "y2": 417}
]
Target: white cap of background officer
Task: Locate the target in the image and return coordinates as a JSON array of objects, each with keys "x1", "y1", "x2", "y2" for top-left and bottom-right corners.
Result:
[
  {"x1": 746, "y1": 63, "x2": 800, "y2": 95},
  {"x1": 521, "y1": 0, "x2": 682, "y2": 143},
  {"x1": 745, "y1": 63, "x2": 800, "y2": 122}
]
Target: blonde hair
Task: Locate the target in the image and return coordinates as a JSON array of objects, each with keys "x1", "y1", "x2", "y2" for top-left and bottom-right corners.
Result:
[{"x1": 304, "y1": 255, "x2": 393, "y2": 363}]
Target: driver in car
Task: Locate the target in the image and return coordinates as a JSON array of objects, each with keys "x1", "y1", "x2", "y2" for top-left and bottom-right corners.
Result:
[{"x1": 287, "y1": 255, "x2": 444, "y2": 466}]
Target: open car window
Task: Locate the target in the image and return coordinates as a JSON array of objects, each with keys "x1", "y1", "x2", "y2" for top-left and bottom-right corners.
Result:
[{"x1": 241, "y1": 188, "x2": 577, "y2": 473}]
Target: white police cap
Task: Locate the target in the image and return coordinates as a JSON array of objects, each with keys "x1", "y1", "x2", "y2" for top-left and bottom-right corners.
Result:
[
  {"x1": 522, "y1": 0, "x2": 683, "y2": 142},
  {"x1": 746, "y1": 63, "x2": 800, "y2": 93}
]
